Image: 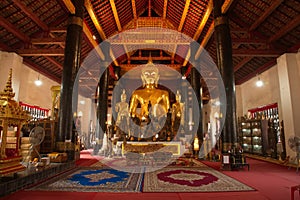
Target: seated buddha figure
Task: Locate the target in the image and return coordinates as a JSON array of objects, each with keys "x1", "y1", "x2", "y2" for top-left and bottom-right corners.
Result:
[{"x1": 129, "y1": 61, "x2": 170, "y2": 136}]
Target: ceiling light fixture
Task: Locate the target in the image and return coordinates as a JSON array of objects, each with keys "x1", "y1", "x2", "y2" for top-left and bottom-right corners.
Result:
[
  {"x1": 34, "y1": 74, "x2": 42, "y2": 86},
  {"x1": 255, "y1": 74, "x2": 263, "y2": 87}
]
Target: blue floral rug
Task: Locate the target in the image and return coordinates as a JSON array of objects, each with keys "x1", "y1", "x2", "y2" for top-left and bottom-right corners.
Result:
[{"x1": 28, "y1": 167, "x2": 143, "y2": 192}]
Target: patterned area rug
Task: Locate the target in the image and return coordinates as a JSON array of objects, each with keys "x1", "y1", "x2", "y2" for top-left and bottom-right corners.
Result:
[
  {"x1": 143, "y1": 166, "x2": 255, "y2": 192},
  {"x1": 28, "y1": 167, "x2": 143, "y2": 192}
]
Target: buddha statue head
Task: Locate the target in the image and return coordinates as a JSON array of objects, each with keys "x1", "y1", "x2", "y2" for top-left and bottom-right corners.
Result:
[
  {"x1": 176, "y1": 90, "x2": 181, "y2": 102},
  {"x1": 141, "y1": 60, "x2": 159, "y2": 88},
  {"x1": 121, "y1": 89, "x2": 126, "y2": 102}
]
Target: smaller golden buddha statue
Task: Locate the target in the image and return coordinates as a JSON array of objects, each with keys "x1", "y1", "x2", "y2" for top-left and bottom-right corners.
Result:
[
  {"x1": 171, "y1": 90, "x2": 185, "y2": 133},
  {"x1": 115, "y1": 89, "x2": 130, "y2": 134}
]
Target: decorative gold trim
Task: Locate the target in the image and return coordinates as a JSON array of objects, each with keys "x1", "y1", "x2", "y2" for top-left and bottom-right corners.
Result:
[
  {"x1": 222, "y1": 142, "x2": 232, "y2": 152},
  {"x1": 214, "y1": 16, "x2": 228, "y2": 27},
  {"x1": 69, "y1": 16, "x2": 83, "y2": 27}
]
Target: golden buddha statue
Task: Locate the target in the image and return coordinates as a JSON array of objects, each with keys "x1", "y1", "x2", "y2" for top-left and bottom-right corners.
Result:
[
  {"x1": 129, "y1": 61, "x2": 170, "y2": 127},
  {"x1": 115, "y1": 89, "x2": 130, "y2": 133},
  {"x1": 171, "y1": 90, "x2": 185, "y2": 133}
]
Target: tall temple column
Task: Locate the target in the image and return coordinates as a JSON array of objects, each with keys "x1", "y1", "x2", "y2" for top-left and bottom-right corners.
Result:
[
  {"x1": 189, "y1": 42, "x2": 203, "y2": 148},
  {"x1": 213, "y1": 0, "x2": 238, "y2": 152},
  {"x1": 94, "y1": 42, "x2": 110, "y2": 155},
  {"x1": 57, "y1": 0, "x2": 84, "y2": 160}
]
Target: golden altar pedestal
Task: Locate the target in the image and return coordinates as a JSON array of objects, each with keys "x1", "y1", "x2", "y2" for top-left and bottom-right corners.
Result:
[{"x1": 0, "y1": 69, "x2": 31, "y2": 177}]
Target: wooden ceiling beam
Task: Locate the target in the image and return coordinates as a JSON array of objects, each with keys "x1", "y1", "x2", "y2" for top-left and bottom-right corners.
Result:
[
  {"x1": 232, "y1": 49, "x2": 282, "y2": 57},
  {"x1": 0, "y1": 15, "x2": 30, "y2": 43},
  {"x1": 17, "y1": 49, "x2": 64, "y2": 56},
  {"x1": 236, "y1": 59, "x2": 276, "y2": 85},
  {"x1": 163, "y1": 0, "x2": 168, "y2": 19},
  {"x1": 120, "y1": 64, "x2": 181, "y2": 71},
  {"x1": 12, "y1": 0, "x2": 49, "y2": 31},
  {"x1": 31, "y1": 37, "x2": 65, "y2": 45},
  {"x1": 234, "y1": 57, "x2": 252, "y2": 72},
  {"x1": 110, "y1": 0, "x2": 122, "y2": 31},
  {"x1": 85, "y1": 0, "x2": 106, "y2": 40},
  {"x1": 23, "y1": 58, "x2": 61, "y2": 83},
  {"x1": 178, "y1": 0, "x2": 191, "y2": 32},
  {"x1": 130, "y1": 56, "x2": 173, "y2": 60},
  {"x1": 232, "y1": 38, "x2": 267, "y2": 45},
  {"x1": 193, "y1": 0, "x2": 213, "y2": 40},
  {"x1": 269, "y1": 14, "x2": 300, "y2": 43},
  {"x1": 131, "y1": 0, "x2": 137, "y2": 20},
  {"x1": 49, "y1": 27, "x2": 66, "y2": 33},
  {"x1": 45, "y1": 56, "x2": 63, "y2": 69},
  {"x1": 249, "y1": 0, "x2": 283, "y2": 31}
]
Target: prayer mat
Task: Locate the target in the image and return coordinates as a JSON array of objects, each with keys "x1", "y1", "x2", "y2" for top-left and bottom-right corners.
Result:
[
  {"x1": 143, "y1": 167, "x2": 254, "y2": 192},
  {"x1": 28, "y1": 167, "x2": 143, "y2": 192}
]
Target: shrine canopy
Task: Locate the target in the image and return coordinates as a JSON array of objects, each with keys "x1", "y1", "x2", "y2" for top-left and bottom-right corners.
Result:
[{"x1": 0, "y1": 69, "x2": 31, "y2": 124}]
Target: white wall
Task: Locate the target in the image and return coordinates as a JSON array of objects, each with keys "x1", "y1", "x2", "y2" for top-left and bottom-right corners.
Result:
[
  {"x1": 237, "y1": 65, "x2": 281, "y2": 117},
  {"x1": 0, "y1": 51, "x2": 59, "y2": 112}
]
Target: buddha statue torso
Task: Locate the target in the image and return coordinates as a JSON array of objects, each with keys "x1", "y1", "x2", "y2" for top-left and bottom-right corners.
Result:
[{"x1": 130, "y1": 86, "x2": 170, "y2": 120}]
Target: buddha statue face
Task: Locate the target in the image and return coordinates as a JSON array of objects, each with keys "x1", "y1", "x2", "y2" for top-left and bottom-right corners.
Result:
[{"x1": 141, "y1": 63, "x2": 159, "y2": 87}]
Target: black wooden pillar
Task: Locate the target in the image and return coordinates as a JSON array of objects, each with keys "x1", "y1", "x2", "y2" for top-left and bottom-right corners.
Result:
[
  {"x1": 56, "y1": 0, "x2": 84, "y2": 160},
  {"x1": 213, "y1": 0, "x2": 238, "y2": 153},
  {"x1": 93, "y1": 42, "x2": 110, "y2": 155},
  {"x1": 189, "y1": 41, "x2": 203, "y2": 146}
]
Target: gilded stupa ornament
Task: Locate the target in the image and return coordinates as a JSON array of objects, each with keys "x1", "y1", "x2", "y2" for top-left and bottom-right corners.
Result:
[{"x1": 0, "y1": 68, "x2": 15, "y2": 99}]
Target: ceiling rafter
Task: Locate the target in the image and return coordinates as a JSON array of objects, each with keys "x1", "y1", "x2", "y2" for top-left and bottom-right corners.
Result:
[
  {"x1": 45, "y1": 56, "x2": 63, "y2": 69},
  {"x1": 31, "y1": 37, "x2": 65, "y2": 45},
  {"x1": 85, "y1": 0, "x2": 106, "y2": 40},
  {"x1": 236, "y1": 59, "x2": 276, "y2": 85},
  {"x1": 249, "y1": 0, "x2": 283, "y2": 31},
  {"x1": 23, "y1": 58, "x2": 61, "y2": 83},
  {"x1": 232, "y1": 49, "x2": 282, "y2": 57},
  {"x1": 131, "y1": 0, "x2": 137, "y2": 20},
  {"x1": 0, "y1": 15, "x2": 30, "y2": 43},
  {"x1": 163, "y1": 0, "x2": 168, "y2": 19},
  {"x1": 234, "y1": 57, "x2": 252, "y2": 72},
  {"x1": 268, "y1": 14, "x2": 300, "y2": 43},
  {"x1": 12, "y1": 0, "x2": 49, "y2": 31},
  {"x1": 17, "y1": 49, "x2": 65, "y2": 56},
  {"x1": 110, "y1": 0, "x2": 122, "y2": 31},
  {"x1": 193, "y1": 0, "x2": 213, "y2": 40},
  {"x1": 148, "y1": 0, "x2": 151, "y2": 17},
  {"x1": 178, "y1": 0, "x2": 191, "y2": 32}
]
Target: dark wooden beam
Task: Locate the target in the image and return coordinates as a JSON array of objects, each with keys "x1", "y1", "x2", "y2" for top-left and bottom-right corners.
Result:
[
  {"x1": 31, "y1": 37, "x2": 65, "y2": 45},
  {"x1": 232, "y1": 38, "x2": 267, "y2": 45},
  {"x1": 45, "y1": 56, "x2": 63, "y2": 69},
  {"x1": 17, "y1": 49, "x2": 64, "y2": 56},
  {"x1": 129, "y1": 56, "x2": 173, "y2": 60},
  {"x1": 13, "y1": 0, "x2": 49, "y2": 31},
  {"x1": 23, "y1": 58, "x2": 61, "y2": 83},
  {"x1": 232, "y1": 49, "x2": 282, "y2": 57},
  {"x1": 0, "y1": 15, "x2": 30, "y2": 43},
  {"x1": 249, "y1": 0, "x2": 283, "y2": 31},
  {"x1": 49, "y1": 27, "x2": 67, "y2": 33},
  {"x1": 269, "y1": 14, "x2": 300, "y2": 42},
  {"x1": 236, "y1": 59, "x2": 276, "y2": 85},
  {"x1": 234, "y1": 57, "x2": 252, "y2": 72}
]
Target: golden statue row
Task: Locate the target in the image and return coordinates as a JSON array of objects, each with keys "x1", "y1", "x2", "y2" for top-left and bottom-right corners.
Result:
[{"x1": 114, "y1": 60, "x2": 184, "y2": 141}]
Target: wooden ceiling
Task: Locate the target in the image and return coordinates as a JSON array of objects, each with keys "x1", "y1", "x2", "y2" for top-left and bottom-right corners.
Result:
[{"x1": 0, "y1": 0, "x2": 299, "y2": 98}]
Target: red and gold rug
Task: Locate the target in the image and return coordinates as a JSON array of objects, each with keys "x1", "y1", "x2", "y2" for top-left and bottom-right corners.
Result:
[{"x1": 143, "y1": 166, "x2": 254, "y2": 192}]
